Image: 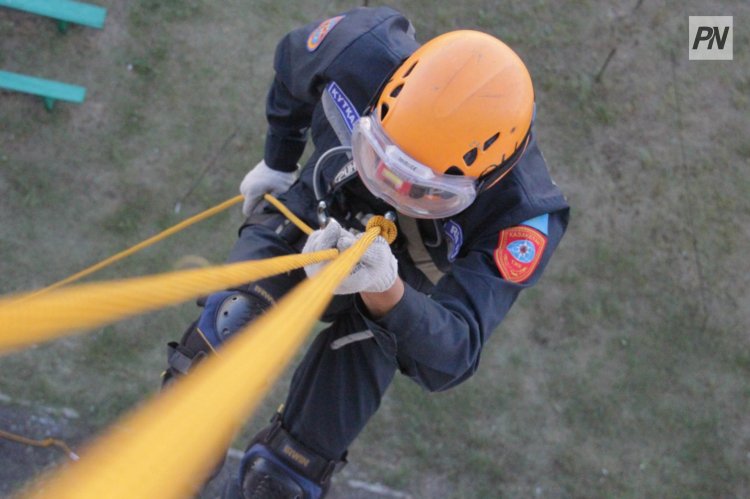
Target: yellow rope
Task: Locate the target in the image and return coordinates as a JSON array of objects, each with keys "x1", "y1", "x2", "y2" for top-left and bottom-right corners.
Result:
[
  {"x1": 19, "y1": 226, "x2": 386, "y2": 499},
  {"x1": 0, "y1": 429, "x2": 79, "y2": 461},
  {"x1": 21, "y1": 193, "x2": 314, "y2": 303},
  {"x1": 0, "y1": 196, "x2": 401, "y2": 354},
  {"x1": 22, "y1": 195, "x2": 244, "y2": 300},
  {"x1": 0, "y1": 249, "x2": 337, "y2": 353},
  {"x1": 2, "y1": 188, "x2": 398, "y2": 497},
  {"x1": 263, "y1": 193, "x2": 314, "y2": 235}
]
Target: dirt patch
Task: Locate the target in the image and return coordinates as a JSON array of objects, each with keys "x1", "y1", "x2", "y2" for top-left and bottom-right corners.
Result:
[
  {"x1": 1, "y1": 399, "x2": 410, "y2": 498},
  {"x1": 0, "y1": 400, "x2": 89, "y2": 496}
]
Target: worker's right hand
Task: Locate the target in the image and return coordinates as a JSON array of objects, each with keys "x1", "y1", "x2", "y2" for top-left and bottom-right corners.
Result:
[
  {"x1": 302, "y1": 219, "x2": 398, "y2": 295},
  {"x1": 239, "y1": 160, "x2": 297, "y2": 216}
]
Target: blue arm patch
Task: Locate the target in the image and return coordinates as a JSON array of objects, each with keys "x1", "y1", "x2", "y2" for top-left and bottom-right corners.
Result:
[
  {"x1": 326, "y1": 81, "x2": 360, "y2": 132},
  {"x1": 520, "y1": 213, "x2": 549, "y2": 236}
]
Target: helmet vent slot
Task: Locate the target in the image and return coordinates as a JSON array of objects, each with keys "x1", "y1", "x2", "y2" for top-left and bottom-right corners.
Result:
[
  {"x1": 380, "y1": 102, "x2": 390, "y2": 119},
  {"x1": 445, "y1": 166, "x2": 464, "y2": 176},
  {"x1": 463, "y1": 148, "x2": 478, "y2": 167},
  {"x1": 402, "y1": 61, "x2": 418, "y2": 78},
  {"x1": 483, "y1": 132, "x2": 500, "y2": 151},
  {"x1": 390, "y1": 84, "x2": 404, "y2": 98}
]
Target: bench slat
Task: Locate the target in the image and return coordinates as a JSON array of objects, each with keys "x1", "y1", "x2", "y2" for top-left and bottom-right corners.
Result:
[
  {"x1": 0, "y1": 70, "x2": 86, "y2": 103},
  {"x1": 0, "y1": 0, "x2": 106, "y2": 28}
]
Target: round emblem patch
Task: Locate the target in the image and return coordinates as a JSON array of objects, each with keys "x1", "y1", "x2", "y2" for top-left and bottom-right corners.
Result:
[
  {"x1": 307, "y1": 15, "x2": 345, "y2": 52},
  {"x1": 506, "y1": 239, "x2": 536, "y2": 263},
  {"x1": 494, "y1": 225, "x2": 547, "y2": 283}
]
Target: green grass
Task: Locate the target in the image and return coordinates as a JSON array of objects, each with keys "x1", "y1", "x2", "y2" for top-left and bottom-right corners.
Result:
[{"x1": 1, "y1": 0, "x2": 749, "y2": 497}]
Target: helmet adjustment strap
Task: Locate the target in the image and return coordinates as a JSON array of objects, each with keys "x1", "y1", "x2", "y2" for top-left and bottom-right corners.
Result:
[{"x1": 477, "y1": 130, "x2": 532, "y2": 193}]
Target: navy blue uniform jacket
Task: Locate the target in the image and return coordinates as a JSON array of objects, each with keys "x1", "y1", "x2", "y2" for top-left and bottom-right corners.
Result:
[{"x1": 262, "y1": 7, "x2": 570, "y2": 391}]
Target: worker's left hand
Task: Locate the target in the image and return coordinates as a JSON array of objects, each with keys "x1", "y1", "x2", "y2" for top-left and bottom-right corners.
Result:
[
  {"x1": 239, "y1": 160, "x2": 297, "y2": 216},
  {"x1": 302, "y1": 219, "x2": 398, "y2": 295}
]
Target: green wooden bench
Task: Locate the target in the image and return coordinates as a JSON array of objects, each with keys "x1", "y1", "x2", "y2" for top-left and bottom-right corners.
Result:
[
  {"x1": 0, "y1": 70, "x2": 86, "y2": 110},
  {"x1": 0, "y1": 0, "x2": 106, "y2": 32}
]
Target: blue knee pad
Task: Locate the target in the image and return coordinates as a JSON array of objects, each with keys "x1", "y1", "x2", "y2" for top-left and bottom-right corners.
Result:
[
  {"x1": 238, "y1": 443, "x2": 323, "y2": 499},
  {"x1": 164, "y1": 288, "x2": 273, "y2": 383},
  {"x1": 232, "y1": 418, "x2": 344, "y2": 499},
  {"x1": 197, "y1": 289, "x2": 270, "y2": 348}
]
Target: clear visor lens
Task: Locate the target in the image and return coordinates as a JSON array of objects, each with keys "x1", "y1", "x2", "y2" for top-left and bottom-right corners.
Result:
[{"x1": 352, "y1": 116, "x2": 476, "y2": 219}]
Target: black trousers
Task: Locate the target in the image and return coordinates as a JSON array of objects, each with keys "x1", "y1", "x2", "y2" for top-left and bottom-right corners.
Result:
[{"x1": 206, "y1": 213, "x2": 399, "y2": 462}]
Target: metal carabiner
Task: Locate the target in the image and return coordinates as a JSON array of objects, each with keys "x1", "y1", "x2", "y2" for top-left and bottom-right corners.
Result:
[{"x1": 317, "y1": 200, "x2": 330, "y2": 228}]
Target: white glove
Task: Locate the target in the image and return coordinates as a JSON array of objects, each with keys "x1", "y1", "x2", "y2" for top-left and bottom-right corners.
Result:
[
  {"x1": 302, "y1": 219, "x2": 398, "y2": 295},
  {"x1": 239, "y1": 160, "x2": 297, "y2": 216}
]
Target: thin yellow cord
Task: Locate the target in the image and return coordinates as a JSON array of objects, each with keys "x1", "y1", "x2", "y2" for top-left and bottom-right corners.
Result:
[
  {"x1": 195, "y1": 327, "x2": 219, "y2": 355},
  {"x1": 0, "y1": 429, "x2": 79, "y2": 461},
  {"x1": 263, "y1": 193, "x2": 314, "y2": 235},
  {"x1": 23, "y1": 195, "x2": 244, "y2": 300},
  {"x1": 20, "y1": 226, "x2": 385, "y2": 499}
]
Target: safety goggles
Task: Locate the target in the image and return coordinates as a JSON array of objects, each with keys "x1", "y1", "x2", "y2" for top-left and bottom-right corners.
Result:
[{"x1": 352, "y1": 116, "x2": 477, "y2": 219}]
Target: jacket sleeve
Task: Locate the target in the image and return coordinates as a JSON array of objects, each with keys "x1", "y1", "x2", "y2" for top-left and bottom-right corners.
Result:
[
  {"x1": 263, "y1": 7, "x2": 413, "y2": 172},
  {"x1": 357, "y1": 209, "x2": 568, "y2": 392},
  {"x1": 263, "y1": 28, "x2": 318, "y2": 172}
]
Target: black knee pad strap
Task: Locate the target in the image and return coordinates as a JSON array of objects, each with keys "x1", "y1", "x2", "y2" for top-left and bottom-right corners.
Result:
[
  {"x1": 166, "y1": 341, "x2": 207, "y2": 376},
  {"x1": 252, "y1": 415, "x2": 346, "y2": 485}
]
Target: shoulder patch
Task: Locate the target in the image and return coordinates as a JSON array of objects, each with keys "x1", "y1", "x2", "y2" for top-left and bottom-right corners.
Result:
[
  {"x1": 326, "y1": 81, "x2": 360, "y2": 132},
  {"x1": 307, "y1": 15, "x2": 345, "y2": 52},
  {"x1": 493, "y1": 225, "x2": 547, "y2": 283}
]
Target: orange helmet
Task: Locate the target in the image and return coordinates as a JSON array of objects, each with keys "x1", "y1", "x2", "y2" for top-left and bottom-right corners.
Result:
[
  {"x1": 352, "y1": 30, "x2": 535, "y2": 218},
  {"x1": 377, "y1": 30, "x2": 534, "y2": 180}
]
